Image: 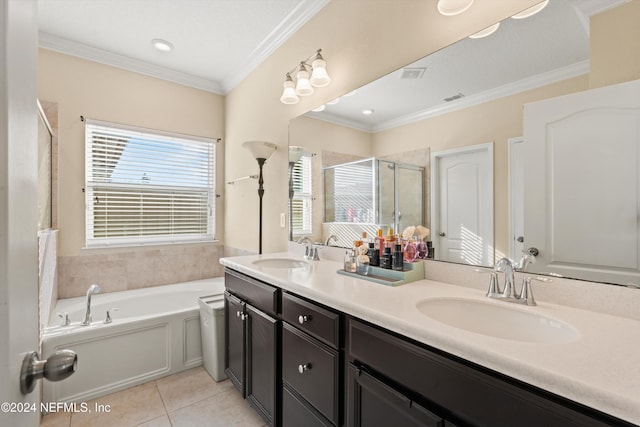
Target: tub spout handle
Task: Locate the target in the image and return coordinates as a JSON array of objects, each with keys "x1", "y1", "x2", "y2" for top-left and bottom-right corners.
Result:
[
  {"x1": 57, "y1": 312, "x2": 71, "y2": 326},
  {"x1": 104, "y1": 308, "x2": 119, "y2": 324}
]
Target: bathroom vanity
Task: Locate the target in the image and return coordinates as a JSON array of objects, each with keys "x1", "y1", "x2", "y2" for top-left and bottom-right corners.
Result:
[{"x1": 220, "y1": 253, "x2": 640, "y2": 427}]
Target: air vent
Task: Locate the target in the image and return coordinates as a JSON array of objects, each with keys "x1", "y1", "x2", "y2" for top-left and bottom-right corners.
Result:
[
  {"x1": 444, "y1": 93, "x2": 465, "y2": 102},
  {"x1": 400, "y1": 67, "x2": 426, "y2": 79}
]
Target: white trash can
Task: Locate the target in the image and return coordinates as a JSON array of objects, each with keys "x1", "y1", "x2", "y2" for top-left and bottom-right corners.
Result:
[{"x1": 198, "y1": 294, "x2": 226, "y2": 381}]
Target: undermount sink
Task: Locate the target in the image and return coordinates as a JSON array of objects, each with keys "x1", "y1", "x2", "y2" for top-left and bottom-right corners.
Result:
[
  {"x1": 416, "y1": 297, "x2": 579, "y2": 344},
  {"x1": 252, "y1": 258, "x2": 310, "y2": 269}
]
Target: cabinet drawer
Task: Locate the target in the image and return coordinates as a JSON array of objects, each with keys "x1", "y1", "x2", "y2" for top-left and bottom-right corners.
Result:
[
  {"x1": 283, "y1": 384, "x2": 333, "y2": 427},
  {"x1": 225, "y1": 269, "x2": 279, "y2": 316},
  {"x1": 282, "y1": 292, "x2": 340, "y2": 347},
  {"x1": 282, "y1": 323, "x2": 339, "y2": 425}
]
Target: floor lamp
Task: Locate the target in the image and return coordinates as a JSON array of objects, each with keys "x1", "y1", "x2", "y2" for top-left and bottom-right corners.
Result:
[
  {"x1": 243, "y1": 141, "x2": 277, "y2": 254},
  {"x1": 288, "y1": 146, "x2": 305, "y2": 242}
]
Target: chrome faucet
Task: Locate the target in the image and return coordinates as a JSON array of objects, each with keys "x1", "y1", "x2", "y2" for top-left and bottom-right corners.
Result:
[
  {"x1": 81, "y1": 284, "x2": 101, "y2": 326},
  {"x1": 324, "y1": 234, "x2": 338, "y2": 246},
  {"x1": 487, "y1": 257, "x2": 551, "y2": 306},
  {"x1": 495, "y1": 257, "x2": 516, "y2": 298},
  {"x1": 297, "y1": 236, "x2": 319, "y2": 260}
]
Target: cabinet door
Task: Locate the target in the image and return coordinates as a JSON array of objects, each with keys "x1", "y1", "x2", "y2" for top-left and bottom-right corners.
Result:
[
  {"x1": 225, "y1": 292, "x2": 246, "y2": 397},
  {"x1": 283, "y1": 384, "x2": 333, "y2": 427},
  {"x1": 347, "y1": 364, "x2": 444, "y2": 427},
  {"x1": 246, "y1": 304, "x2": 279, "y2": 427}
]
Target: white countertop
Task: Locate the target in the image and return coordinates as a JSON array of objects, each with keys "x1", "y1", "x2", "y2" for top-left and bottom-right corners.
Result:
[{"x1": 220, "y1": 252, "x2": 640, "y2": 425}]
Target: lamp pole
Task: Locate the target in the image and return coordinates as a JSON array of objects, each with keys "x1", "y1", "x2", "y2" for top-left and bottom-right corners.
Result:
[{"x1": 257, "y1": 157, "x2": 266, "y2": 254}]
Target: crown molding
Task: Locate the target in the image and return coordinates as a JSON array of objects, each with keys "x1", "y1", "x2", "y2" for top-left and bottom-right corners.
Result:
[
  {"x1": 372, "y1": 60, "x2": 589, "y2": 133},
  {"x1": 39, "y1": 32, "x2": 223, "y2": 94},
  {"x1": 220, "y1": 0, "x2": 330, "y2": 92}
]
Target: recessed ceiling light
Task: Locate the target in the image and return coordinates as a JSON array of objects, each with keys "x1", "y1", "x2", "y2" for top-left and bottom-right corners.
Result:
[
  {"x1": 437, "y1": 0, "x2": 474, "y2": 16},
  {"x1": 511, "y1": 0, "x2": 549, "y2": 19},
  {"x1": 326, "y1": 98, "x2": 340, "y2": 105},
  {"x1": 362, "y1": 109, "x2": 374, "y2": 115},
  {"x1": 151, "y1": 38, "x2": 174, "y2": 52},
  {"x1": 469, "y1": 22, "x2": 500, "y2": 39}
]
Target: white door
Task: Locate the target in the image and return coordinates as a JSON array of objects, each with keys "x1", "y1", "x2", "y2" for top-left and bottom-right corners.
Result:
[
  {"x1": 508, "y1": 137, "x2": 525, "y2": 260},
  {"x1": 523, "y1": 78, "x2": 640, "y2": 285},
  {"x1": 431, "y1": 143, "x2": 494, "y2": 267},
  {"x1": 1, "y1": 1, "x2": 40, "y2": 426}
]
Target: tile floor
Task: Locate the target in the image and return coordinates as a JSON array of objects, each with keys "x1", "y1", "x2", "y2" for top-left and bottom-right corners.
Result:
[{"x1": 40, "y1": 367, "x2": 267, "y2": 427}]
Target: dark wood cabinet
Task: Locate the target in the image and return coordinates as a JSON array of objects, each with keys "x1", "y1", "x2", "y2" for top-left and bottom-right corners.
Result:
[
  {"x1": 347, "y1": 318, "x2": 634, "y2": 427},
  {"x1": 346, "y1": 363, "x2": 444, "y2": 427},
  {"x1": 224, "y1": 271, "x2": 280, "y2": 427},
  {"x1": 225, "y1": 268, "x2": 634, "y2": 427},
  {"x1": 224, "y1": 291, "x2": 245, "y2": 396}
]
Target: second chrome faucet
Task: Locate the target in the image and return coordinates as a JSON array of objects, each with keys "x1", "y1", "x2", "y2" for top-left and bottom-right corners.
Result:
[{"x1": 481, "y1": 256, "x2": 551, "y2": 306}]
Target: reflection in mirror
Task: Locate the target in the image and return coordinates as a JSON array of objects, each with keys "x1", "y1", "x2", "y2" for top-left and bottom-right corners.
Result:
[{"x1": 288, "y1": 0, "x2": 637, "y2": 285}]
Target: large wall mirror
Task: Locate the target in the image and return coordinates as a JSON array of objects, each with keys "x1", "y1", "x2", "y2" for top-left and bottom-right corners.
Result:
[{"x1": 288, "y1": 0, "x2": 637, "y2": 284}]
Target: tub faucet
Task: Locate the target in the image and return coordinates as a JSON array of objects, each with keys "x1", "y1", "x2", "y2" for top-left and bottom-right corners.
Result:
[{"x1": 81, "y1": 284, "x2": 101, "y2": 326}]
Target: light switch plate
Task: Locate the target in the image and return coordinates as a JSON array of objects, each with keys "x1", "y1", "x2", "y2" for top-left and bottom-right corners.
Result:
[{"x1": 280, "y1": 212, "x2": 286, "y2": 228}]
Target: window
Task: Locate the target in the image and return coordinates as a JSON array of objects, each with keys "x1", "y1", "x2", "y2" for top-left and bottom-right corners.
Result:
[
  {"x1": 290, "y1": 154, "x2": 312, "y2": 236},
  {"x1": 85, "y1": 119, "x2": 216, "y2": 247}
]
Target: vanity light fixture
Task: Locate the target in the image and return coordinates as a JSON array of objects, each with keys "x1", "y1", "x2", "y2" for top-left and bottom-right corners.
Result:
[
  {"x1": 151, "y1": 38, "x2": 174, "y2": 52},
  {"x1": 326, "y1": 97, "x2": 340, "y2": 105},
  {"x1": 437, "y1": 0, "x2": 474, "y2": 16},
  {"x1": 511, "y1": 0, "x2": 549, "y2": 19},
  {"x1": 243, "y1": 141, "x2": 277, "y2": 254},
  {"x1": 311, "y1": 105, "x2": 326, "y2": 112},
  {"x1": 280, "y1": 49, "x2": 331, "y2": 105}
]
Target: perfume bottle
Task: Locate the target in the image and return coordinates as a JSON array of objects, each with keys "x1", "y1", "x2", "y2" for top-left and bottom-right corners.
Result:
[
  {"x1": 392, "y1": 244, "x2": 404, "y2": 271},
  {"x1": 343, "y1": 250, "x2": 356, "y2": 273},
  {"x1": 403, "y1": 237, "x2": 417, "y2": 263},
  {"x1": 367, "y1": 242, "x2": 380, "y2": 267},
  {"x1": 380, "y1": 246, "x2": 393, "y2": 269},
  {"x1": 416, "y1": 238, "x2": 428, "y2": 259}
]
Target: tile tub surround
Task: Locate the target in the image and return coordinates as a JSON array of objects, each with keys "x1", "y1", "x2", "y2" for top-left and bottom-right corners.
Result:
[
  {"x1": 220, "y1": 252, "x2": 640, "y2": 425},
  {"x1": 57, "y1": 244, "x2": 227, "y2": 298}
]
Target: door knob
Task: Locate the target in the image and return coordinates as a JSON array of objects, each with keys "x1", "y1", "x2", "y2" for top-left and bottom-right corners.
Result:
[
  {"x1": 438, "y1": 232, "x2": 446, "y2": 237},
  {"x1": 20, "y1": 349, "x2": 77, "y2": 394},
  {"x1": 525, "y1": 247, "x2": 539, "y2": 256},
  {"x1": 516, "y1": 236, "x2": 524, "y2": 243}
]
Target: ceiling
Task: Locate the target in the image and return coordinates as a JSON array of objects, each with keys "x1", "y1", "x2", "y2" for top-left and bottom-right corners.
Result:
[
  {"x1": 38, "y1": 0, "x2": 329, "y2": 94},
  {"x1": 307, "y1": 0, "x2": 625, "y2": 132}
]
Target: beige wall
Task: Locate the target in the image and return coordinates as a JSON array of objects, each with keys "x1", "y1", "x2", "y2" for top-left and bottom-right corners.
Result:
[
  {"x1": 38, "y1": 49, "x2": 226, "y2": 297},
  {"x1": 38, "y1": 49, "x2": 225, "y2": 257},
  {"x1": 590, "y1": 0, "x2": 640, "y2": 89},
  {"x1": 225, "y1": 0, "x2": 542, "y2": 253}
]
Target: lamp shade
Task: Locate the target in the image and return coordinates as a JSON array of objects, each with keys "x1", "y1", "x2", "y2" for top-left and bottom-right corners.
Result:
[
  {"x1": 310, "y1": 58, "x2": 331, "y2": 87},
  {"x1": 280, "y1": 75, "x2": 299, "y2": 104},
  {"x1": 243, "y1": 141, "x2": 277, "y2": 160},
  {"x1": 295, "y1": 64, "x2": 314, "y2": 96},
  {"x1": 289, "y1": 146, "x2": 305, "y2": 164}
]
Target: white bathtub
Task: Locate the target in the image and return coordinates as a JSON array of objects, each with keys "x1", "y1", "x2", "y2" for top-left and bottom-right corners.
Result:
[{"x1": 42, "y1": 278, "x2": 225, "y2": 403}]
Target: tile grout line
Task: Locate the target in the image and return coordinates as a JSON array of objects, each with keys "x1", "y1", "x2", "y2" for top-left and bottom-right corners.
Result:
[{"x1": 152, "y1": 380, "x2": 174, "y2": 427}]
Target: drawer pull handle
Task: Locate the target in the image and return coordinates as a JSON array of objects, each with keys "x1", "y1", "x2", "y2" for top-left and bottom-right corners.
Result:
[
  {"x1": 236, "y1": 310, "x2": 241, "y2": 318},
  {"x1": 236, "y1": 311, "x2": 246, "y2": 321},
  {"x1": 298, "y1": 315, "x2": 311, "y2": 324},
  {"x1": 298, "y1": 363, "x2": 312, "y2": 374}
]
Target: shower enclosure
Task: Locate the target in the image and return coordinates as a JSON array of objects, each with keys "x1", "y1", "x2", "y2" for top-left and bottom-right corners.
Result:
[{"x1": 323, "y1": 158, "x2": 424, "y2": 237}]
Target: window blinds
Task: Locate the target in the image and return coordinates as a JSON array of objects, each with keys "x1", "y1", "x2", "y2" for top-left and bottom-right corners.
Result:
[
  {"x1": 85, "y1": 119, "x2": 216, "y2": 247},
  {"x1": 325, "y1": 159, "x2": 375, "y2": 223},
  {"x1": 291, "y1": 155, "x2": 312, "y2": 235}
]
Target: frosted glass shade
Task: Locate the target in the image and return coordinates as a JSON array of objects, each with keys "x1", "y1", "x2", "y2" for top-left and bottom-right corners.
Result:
[
  {"x1": 280, "y1": 78, "x2": 299, "y2": 104},
  {"x1": 243, "y1": 141, "x2": 277, "y2": 160},
  {"x1": 310, "y1": 58, "x2": 331, "y2": 87},
  {"x1": 289, "y1": 146, "x2": 305, "y2": 164},
  {"x1": 295, "y1": 67, "x2": 314, "y2": 96}
]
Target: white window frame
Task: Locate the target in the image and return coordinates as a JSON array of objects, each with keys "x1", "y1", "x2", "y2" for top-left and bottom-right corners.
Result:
[{"x1": 85, "y1": 119, "x2": 217, "y2": 248}]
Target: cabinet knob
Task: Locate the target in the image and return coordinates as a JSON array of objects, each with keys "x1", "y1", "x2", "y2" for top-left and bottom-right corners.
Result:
[
  {"x1": 236, "y1": 310, "x2": 241, "y2": 318},
  {"x1": 298, "y1": 314, "x2": 311, "y2": 324},
  {"x1": 298, "y1": 363, "x2": 312, "y2": 374}
]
